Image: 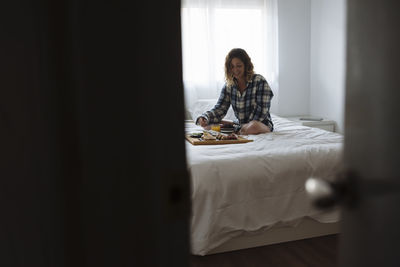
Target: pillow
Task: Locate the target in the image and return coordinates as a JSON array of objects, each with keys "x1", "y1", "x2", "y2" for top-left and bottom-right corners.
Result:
[
  {"x1": 189, "y1": 99, "x2": 236, "y2": 122},
  {"x1": 184, "y1": 108, "x2": 192, "y2": 120}
]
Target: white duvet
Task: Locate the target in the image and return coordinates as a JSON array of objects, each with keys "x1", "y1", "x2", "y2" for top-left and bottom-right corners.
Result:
[{"x1": 185, "y1": 115, "x2": 344, "y2": 255}]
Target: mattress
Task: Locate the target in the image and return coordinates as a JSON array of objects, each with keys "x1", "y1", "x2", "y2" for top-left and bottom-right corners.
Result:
[{"x1": 185, "y1": 114, "x2": 343, "y2": 255}]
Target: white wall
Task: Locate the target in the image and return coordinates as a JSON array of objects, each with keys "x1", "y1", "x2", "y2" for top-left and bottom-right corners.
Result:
[
  {"x1": 276, "y1": 0, "x2": 311, "y2": 116},
  {"x1": 276, "y1": 0, "x2": 346, "y2": 133},
  {"x1": 310, "y1": 0, "x2": 346, "y2": 133}
]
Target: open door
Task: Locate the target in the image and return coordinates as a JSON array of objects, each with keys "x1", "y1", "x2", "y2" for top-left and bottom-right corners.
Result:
[
  {"x1": 1, "y1": 1, "x2": 190, "y2": 266},
  {"x1": 307, "y1": 1, "x2": 400, "y2": 266},
  {"x1": 339, "y1": 1, "x2": 400, "y2": 266}
]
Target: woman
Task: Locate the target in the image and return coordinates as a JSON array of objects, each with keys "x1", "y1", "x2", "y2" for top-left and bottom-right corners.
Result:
[{"x1": 196, "y1": 48, "x2": 274, "y2": 135}]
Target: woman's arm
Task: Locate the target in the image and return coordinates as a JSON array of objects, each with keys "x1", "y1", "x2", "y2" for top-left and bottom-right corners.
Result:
[{"x1": 199, "y1": 85, "x2": 231, "y2": 124}]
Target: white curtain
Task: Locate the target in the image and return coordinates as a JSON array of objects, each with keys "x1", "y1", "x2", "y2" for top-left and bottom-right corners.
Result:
[{"x1": 181, "y1": 0, "x2": 279, "y2": 115}]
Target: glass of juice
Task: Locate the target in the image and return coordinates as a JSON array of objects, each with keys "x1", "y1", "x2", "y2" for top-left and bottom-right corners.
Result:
[{"x1": 211, "y1": 124, "x2": 221, "y2": 132}]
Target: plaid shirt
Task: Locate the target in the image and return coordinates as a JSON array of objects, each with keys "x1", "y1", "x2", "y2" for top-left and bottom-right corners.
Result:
[{"x1": 201, "y1": 74, "x2": 274, "y2": 131}]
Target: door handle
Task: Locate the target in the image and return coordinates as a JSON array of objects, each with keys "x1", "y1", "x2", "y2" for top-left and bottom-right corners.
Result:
[
  {"x1": 305, "y1": 171, "x2": 355, "y2": 209},
  {"x1": 306, "y1": 170, "x2": 400, "y2": 210}
]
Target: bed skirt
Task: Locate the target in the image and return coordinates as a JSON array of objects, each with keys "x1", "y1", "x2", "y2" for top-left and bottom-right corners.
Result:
[{"x1": 205, "y1": 217, "x2": 340, "y2": 255}]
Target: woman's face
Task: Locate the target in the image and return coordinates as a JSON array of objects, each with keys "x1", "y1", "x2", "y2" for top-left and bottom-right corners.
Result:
[{"x1": 230, "y1": 57, "x2": 245, "y2": 80}]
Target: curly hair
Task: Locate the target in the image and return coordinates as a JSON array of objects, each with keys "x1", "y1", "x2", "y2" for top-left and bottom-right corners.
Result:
[{"x1": 224, "y1": 48, "x2": 255, "y2": 87}]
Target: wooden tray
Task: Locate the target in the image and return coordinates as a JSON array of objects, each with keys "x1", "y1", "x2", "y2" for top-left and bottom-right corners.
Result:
[{"x1": 185, "y1": 135, "x2": 253, "y2": 145}]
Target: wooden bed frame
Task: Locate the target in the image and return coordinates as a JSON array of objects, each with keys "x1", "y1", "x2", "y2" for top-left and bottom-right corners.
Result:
[{"x1": 206, "y1": 217, "x2": 340, "y2": 255}]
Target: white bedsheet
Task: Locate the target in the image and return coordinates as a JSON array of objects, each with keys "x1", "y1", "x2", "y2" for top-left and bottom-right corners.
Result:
[{"x1": 185, "y1": 115, "x2": 344, "y2": 255}]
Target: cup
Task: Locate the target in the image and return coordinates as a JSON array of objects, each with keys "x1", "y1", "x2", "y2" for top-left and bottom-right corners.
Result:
[{"x1": 211, "y1": 124, "x2": 221, "y2": 132}]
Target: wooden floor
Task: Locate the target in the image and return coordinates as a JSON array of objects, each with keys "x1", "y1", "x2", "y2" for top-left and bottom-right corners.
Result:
[{"x1": 190, "y1": 234, "x2": 339, "y2": 267}]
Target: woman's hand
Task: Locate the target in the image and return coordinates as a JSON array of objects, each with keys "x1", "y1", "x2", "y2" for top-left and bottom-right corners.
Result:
[{"x1": 197, "y1": 117, "x2": 208, "y2": 127}]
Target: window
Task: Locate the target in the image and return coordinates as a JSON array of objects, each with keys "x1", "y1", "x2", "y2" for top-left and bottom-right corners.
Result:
[{"x1": 181, "y1": 0, "x2": 278, "y2": 112}]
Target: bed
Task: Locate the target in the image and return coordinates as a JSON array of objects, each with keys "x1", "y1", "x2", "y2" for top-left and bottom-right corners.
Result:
[{"x1": 185, "y1": 114, "x2": 343, "y2": 256}]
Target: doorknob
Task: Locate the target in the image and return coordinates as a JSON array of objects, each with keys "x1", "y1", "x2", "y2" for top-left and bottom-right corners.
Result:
[
  {"x1": 305, "y1": 171, "x2": 355, "y2": 209},
  {"x1": 306, "y1": 170, "x2": 400, "y2": 210},
  {"x1": 305, "y1": 177, "x2": 335, "y2": 209}
]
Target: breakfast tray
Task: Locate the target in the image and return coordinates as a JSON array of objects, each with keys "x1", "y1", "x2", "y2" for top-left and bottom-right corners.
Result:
[{"x1": 185, "y1": 135, "x2": 253, "y2": 145}]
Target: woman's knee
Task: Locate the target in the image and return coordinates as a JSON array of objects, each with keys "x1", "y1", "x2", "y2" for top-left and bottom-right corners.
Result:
[{"x1": 240, "y1": 121, "x2": 270, "y2": 135}]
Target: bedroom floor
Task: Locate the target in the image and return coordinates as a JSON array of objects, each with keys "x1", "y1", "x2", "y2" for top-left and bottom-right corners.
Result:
[{"x1": 190, "y1": 234, "x2": 339, "y2": 267}]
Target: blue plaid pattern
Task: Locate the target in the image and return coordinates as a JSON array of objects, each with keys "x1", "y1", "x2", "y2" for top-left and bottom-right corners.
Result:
[{"x1": 201, "y1": 74, "x2": 274, "y2": 131}]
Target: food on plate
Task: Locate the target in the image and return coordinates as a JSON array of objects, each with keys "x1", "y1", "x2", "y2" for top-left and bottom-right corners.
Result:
[
  {"x1": 216, "y1": 133, "x2": 238, "y2": 140},
  {"x1": 188, "y1": 130, "x2": 239, "y2": 142},
  {"x1": 202, "y1": 131, "x2": 216, "y2": 140}
]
